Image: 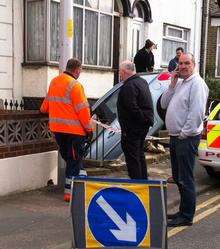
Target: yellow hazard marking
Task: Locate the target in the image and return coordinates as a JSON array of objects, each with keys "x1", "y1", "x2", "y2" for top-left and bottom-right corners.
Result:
[
  {"x1": 67, "y1": 19, "x2": 74, "y2": 38},
  {"x1": 74, "y1": 179, "x2": 166, "y2": 188},
  {"x1": 168, "y1": 195, "x2": 220, "y2": 238},
  {"x1": 209, "y1": 103, "x2": 220, "y2": 120},
  {"x1": 195, "y1": 195, "x2": 220, "y2": 211},
  {"x1": 207, "y1": 126, "x2": 220, "y2": 147}
]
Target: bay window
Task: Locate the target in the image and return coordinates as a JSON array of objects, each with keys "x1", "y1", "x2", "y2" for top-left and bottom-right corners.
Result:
[
  {"x1": 26, "y1": 0, "x2": 46, "y2": 62},
  {"x1": 25, "y1": 0, "x2": 118, "y2": 68}
]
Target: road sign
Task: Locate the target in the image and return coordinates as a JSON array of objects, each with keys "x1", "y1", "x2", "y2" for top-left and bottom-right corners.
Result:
[
  {"x1": 87, "y1": 187, "x2": 148, "y2": 247},
  {"x1": 71, "y1": 177, "x2": 167, "y2": 249}
]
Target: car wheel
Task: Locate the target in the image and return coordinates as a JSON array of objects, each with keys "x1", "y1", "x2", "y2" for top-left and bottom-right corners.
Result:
[
  {"x1": 204, "y1": 166, "x2": 220, "y2": 178},
  {"x1": 157, "y1": 95, "x2": 166, "y2": 122}
]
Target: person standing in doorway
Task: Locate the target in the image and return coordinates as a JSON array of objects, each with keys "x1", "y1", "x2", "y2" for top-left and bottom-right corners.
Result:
[
  {"x1": 117, "y1": 60, "x2": 154, "y2": 179},
  {"x1": 40, "y1": 58, "x2": 93, "y2": 202},
  {"x1": 161, "y1": 53, "x2": 209, "y2": 227},
  {"x1": 168, "y1": 47, "x2": 184, "y2": 72},
  {"x1": 134, "y1": 39, "x2": 156, "y2": 73}
]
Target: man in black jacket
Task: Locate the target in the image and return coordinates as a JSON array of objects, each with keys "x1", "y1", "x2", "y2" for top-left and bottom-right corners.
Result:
[{"x1": 117, "y1": 60, "x2": 154, "y2": 179}]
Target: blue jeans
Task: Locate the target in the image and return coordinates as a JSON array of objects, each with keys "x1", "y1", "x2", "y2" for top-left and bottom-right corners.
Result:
[{"x1": 170, "y1": 135, "x2": 200, "y2": 221}]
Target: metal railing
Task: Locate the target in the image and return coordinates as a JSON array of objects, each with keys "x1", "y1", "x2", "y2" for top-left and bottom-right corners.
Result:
[{"x1": 86, "y1": 122, "x2": 121, "y2": 164}]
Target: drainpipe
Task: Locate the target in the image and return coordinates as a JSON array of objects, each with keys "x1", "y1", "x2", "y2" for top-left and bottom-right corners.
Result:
[
  {"x1": 58, "y1": 0, "x2": 73, "y2": 187},
  {"x1": 12, "y1": 0, "x2": 15, "y2": 100},
  {"x1": 200, "y1": 0, "x2": 210, "y2": 77},
  {"x1": 193, "y1": 0, "x2": 197, "y2": 56}
]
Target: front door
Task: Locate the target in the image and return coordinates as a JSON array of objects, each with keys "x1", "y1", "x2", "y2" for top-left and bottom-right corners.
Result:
[{"x1": 131, "y1": 20, "x2": 144, "y2": 60}]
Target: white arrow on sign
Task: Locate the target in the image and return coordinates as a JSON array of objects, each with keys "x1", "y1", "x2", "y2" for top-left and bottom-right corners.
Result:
[{"x1": 96, "y1": 195, "x2": 137, "y2": 242}]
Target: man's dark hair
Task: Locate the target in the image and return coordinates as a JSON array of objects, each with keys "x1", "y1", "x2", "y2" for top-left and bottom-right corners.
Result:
[
  {"x1": 66, "y1": 58, "x2": 81, "y2": 72},
  {"x1": 145, "y1": 39, "x2": 155, "y2": 49},
  {"x1": 176, "y1": 47, "x2": 184, "y2": 52}
]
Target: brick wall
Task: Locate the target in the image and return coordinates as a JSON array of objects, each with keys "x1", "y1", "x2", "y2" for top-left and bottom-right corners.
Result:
[
  {"x1": 206, "y1": 0, "x2": 220, "y2": 77},
  {"x1": 0, "y1": 111, "x2": 57, "y2": 159}
]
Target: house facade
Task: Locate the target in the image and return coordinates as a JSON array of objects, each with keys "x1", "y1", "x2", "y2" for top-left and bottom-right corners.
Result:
[
  {"x1": 0, "y1": 0, "x2": 204, "y2": 195},
  {"x1": 0, "y1": 0, "x2": 203, "y2": 102}
]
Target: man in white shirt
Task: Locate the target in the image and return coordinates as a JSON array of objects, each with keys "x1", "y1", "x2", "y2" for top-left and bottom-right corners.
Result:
[{"x1": 161, "y1": 53, "x2": 209, "y2": 227}]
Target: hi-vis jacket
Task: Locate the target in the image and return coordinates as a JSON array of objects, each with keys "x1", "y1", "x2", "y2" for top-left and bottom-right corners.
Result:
[{"x1": 40, "y1": 72, "x2": 92, "y2": 136}]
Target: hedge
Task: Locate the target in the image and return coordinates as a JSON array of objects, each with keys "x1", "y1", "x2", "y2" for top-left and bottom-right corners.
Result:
[{"x1": 205, "y1": 78, "x2": 220, "y2": 101}]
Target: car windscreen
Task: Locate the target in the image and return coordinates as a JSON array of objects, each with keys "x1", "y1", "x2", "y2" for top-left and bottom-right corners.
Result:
[
  {"x1": 93, "y1": 88, "x2": 119, "y2": 125},
  {"x1": 92, "y1": 73, "x2": 158, "y2": 125}
]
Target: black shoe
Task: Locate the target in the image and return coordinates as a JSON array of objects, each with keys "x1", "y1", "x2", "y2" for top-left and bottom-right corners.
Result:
[
  {"x1": 167, "y1": 212, "x2": 180, "y2": 220},
  {"x1": 167, "y1": 216, "x2": 193, "y2": 227}
]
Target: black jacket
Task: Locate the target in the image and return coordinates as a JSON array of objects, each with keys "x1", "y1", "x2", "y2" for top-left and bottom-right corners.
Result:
[
  {"x1": 134, "y1": 47, "x2": 154, "y2": 73},
  {"x1": 168, "y1": 57, "x2": 178, "y2": 72},
  {"x1": 117, "y1": 74, "x2": 154, "y2": 132}
]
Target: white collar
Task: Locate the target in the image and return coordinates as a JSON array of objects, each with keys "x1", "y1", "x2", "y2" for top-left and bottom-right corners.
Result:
[{"x1": 182, "y1": 72, "x2": 199, "y2": 83}]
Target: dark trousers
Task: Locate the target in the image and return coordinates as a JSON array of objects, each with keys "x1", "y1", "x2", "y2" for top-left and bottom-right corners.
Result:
[
  {"x1": 54, "y1": 133, "x2": 87, "y2": 192},
  {"x1": 121, "y1": 129, "x2": 148, "y2": 179},
  {"x1": 170, "y1": 135, "x2": 200, "y2": 221}
]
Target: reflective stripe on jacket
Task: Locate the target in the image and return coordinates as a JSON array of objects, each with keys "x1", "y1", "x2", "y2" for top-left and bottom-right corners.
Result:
[{"x1": 40, "y1": 73, "x2": 92, "y2": 135}]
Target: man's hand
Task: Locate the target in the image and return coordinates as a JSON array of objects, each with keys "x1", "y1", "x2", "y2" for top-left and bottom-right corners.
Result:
[
  {"x1": 86, "y1": 131, "x2": 93, "y2": 143},
  {"x1": 170, "y1": 71, "x2": 179, "y2": 88}
]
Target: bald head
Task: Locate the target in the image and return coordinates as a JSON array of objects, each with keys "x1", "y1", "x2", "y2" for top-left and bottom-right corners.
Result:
[{"x1": 119, "y1": 60, "x2": 136, "y2": 81}]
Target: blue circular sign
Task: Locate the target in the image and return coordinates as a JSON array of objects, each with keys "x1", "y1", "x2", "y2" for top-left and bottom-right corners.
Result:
[{"x1": 87, "y1": 187, "x2": 148, "y2": 247}]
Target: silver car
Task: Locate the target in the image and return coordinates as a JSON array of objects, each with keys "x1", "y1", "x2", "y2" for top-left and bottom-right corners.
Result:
[{"x1": 87, "y1": 72, "x2": 171, "y2": 160}]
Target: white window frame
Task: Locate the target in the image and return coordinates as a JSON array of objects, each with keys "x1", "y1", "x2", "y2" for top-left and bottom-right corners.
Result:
[
  {"x1": 215, "y1": 27, "x2": 220, "y2": 78},
  {"x1": 162, "y1": 24, "x2": 189, "y2": 65},
  {"x1": 165, "y1": 25, "x2": 185, "y2": 40},
  {"x1": 25, "y1": 0, "x2": 60, "y2": 63},
  {"x1": 25, "y1": 0, "x2": 48, "y2": 63},
  {"x1": 49, "y1": 0, "x2": 60, "y2": 63},
  {"x1": 73, "y1": 0, "x2": 119, "y2": 68}
]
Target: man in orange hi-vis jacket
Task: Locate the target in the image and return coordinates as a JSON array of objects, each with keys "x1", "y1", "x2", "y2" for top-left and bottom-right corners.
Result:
[{"x1": 40, "y1": 58, "x2": 93, "y2": 202}]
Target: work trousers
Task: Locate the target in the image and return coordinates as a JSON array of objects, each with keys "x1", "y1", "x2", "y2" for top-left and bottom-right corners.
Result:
[
  {"x1": 121, "y1": 129, "x2": 148, "y2": 179},
  {"x1": 170, "y1": 135, "x2": 200, "y2": 221},
  {"x1": 54, "y1": 133, "x2": 87, "y2": 193}
]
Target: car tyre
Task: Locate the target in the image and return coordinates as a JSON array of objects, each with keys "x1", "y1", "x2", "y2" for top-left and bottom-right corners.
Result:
[{"x1": 204, "y1": 166, "x2": 220, "y2": 178}]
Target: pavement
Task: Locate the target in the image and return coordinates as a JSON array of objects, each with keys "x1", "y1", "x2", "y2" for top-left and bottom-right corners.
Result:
[{"x1": 0, "y1": 150, "x2": 218, "y2": 249}]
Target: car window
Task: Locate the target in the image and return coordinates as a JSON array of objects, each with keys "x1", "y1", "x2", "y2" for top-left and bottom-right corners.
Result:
[{"x1": 93, "y1": 88, "x2": 119, "y2": 124}]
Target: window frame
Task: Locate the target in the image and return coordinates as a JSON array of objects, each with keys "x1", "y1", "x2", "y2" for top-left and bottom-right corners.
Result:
[
  {"x1": 49, "y1": 0, "x2": 60, "y2": 63},
  {"x1": 25, "y1": 0, "x2": 48, "y2": 63},
  {"x1": 166, "y1": 25, "x2": 185, "y2": 40},
  {"x1": 24, "y1": 0, "x2": 119, "y2": 68},
  {"x1": 215, "y1": 27, "x2": 220, "y2": 78},
  {"x1": 73, "y1": 0, "x2": 117, "y2": 69},
  {"x1": 162, "y1": 23, "x2": 189, "y2": 66}
]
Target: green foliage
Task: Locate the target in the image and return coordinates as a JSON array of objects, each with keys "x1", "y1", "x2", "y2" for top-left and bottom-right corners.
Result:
[{"x1": 205, "y1": 77, "x2": 220, "y2": 100}]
